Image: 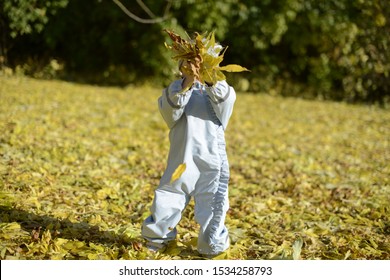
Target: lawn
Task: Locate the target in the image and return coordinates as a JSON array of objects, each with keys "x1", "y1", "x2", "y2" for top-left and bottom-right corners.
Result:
[{"x1": 0, "y1": 76, "x2": 389, "y2": 260}]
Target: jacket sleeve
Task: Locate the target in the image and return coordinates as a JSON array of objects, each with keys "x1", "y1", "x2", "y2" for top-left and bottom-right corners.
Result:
[
  {"x1": 158, "y1": 79, "x2": 193, "y2": 129},
  {"x1": 205, "y1": 80, "x2": 236, "y2": 129}
]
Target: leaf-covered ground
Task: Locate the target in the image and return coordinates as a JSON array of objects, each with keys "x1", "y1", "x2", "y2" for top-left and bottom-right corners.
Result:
[{"x1": 0, "y1": 76, "x2": 389, "y2": 260}]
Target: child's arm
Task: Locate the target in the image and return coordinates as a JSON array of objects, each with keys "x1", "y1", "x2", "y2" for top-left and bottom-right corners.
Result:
[
  {"x1": 158, "y1": 79, "x2": 193, "y2": 128},
  {"x1": 205, "y1": 80, "x2": 236, "y2": 129}
]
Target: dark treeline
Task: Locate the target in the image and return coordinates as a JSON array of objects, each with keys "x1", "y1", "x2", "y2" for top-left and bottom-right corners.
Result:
[{"x1": 1, "y1": 0, "x2": 389, "y2": 102}]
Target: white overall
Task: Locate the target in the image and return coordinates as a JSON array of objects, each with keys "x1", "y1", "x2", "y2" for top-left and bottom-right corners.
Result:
[{"x1": 142, "y1": 79, "x2": 236, "y2": 255}]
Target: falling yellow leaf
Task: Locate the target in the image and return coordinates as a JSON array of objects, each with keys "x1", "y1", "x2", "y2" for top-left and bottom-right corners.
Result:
[{"x1": 170, "y1": 163, "x2": 186, "y2": 183}]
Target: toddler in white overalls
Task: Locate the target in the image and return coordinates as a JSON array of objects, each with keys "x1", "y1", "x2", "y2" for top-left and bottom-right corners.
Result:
[{"x1": 142, "y1": 58, "x2": 236, "y2": 256}]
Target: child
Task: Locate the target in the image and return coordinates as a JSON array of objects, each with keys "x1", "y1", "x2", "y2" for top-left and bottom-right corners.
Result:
[{"x1": 142, "y1": 51, "x2": 236, "y2": 256}]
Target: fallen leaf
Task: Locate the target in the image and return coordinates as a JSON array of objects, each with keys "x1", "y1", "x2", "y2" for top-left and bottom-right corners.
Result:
[{"x1": 292, "y1": 237, "x2": 303, "y2": 260}]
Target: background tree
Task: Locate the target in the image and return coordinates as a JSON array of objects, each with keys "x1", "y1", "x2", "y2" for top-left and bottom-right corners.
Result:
[
  {"x1": 0, "y1": 0, "x2": 68, "y2": 67},
  {"x1": 1, "y1": 0, "x2": 388, "y2": 103}
]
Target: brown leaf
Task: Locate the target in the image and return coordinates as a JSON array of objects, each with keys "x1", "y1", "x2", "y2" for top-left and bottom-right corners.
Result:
[
  {"x1": 132, "y1": 241, "x2": 143, "y2": 251},
  {"x1": 31, "y1": 227, "x2": 41, "y2": 242}
]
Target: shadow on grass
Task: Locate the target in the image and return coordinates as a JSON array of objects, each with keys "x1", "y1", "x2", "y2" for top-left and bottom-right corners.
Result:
[
  {"x1": 0, "y1": 206, "x2": 210, "y2": 259},
  {"x1": 0, "y1": 205, "x2": 137, "y2": 247}
]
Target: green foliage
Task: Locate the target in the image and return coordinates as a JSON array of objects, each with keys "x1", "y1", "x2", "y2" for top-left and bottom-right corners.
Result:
[
  {"x1": 225, "y1": 0, "x2": 389, "y2": 102},
  {"x1": 281, "y1": 0, "x2": 390, "y2": 101},
  {"x1": 2, "y1": 0, "x2": 69, "y2": 37},
  {"x1": 1, "y1": 0, "x2": 389, "y2": 101},
  {"x1": 1, "y1": 76, "x2": 389, "y2": 260}
]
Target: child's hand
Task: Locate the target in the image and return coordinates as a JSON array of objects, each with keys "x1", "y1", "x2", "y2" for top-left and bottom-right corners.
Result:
[
  {"x1": 180, "y1": 60, "x2": 197, "y2": 90},
  {"x1": 182, "y1": 74, "x2": 195, "y2": 90}
]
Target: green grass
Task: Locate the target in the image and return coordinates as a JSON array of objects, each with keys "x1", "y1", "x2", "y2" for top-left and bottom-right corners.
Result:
[{"x1": 0, "y1": 75, "x2": 389, "y2": 260}]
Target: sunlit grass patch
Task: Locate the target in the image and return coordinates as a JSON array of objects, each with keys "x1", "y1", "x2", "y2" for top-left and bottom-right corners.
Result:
[{"x1": 0, "y1": 76, "x2": 389, "y2": 259}]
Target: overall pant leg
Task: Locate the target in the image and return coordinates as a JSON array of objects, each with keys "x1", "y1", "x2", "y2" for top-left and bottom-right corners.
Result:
[
  {"x1": 194, "y1": 139, "x2": 230, "y2": 255},
  {"x1": 142, "y1": 184, "x2": 190, "y2": 244}
]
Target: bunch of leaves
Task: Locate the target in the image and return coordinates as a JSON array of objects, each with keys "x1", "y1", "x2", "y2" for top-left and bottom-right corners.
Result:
[{"x1": 164, "y1": 29, "x2": 249, "y2": 86}]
